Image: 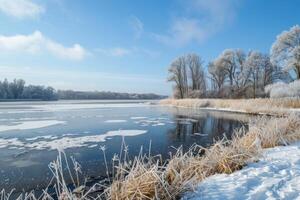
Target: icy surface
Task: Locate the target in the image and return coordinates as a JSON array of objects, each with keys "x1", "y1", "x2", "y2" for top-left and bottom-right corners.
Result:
[
  {"x1": 0, "y1": 120, "x2": 66, "y2": 132},
  {"x1": 182, "y1": 142, "x2": 300, "y2": 200},
  {"x1": 0, "y1": 130, "x2": 147, "y2": 150},
  {"x1": 104, "y1": 120, "x2": 127, "y2": 123}
]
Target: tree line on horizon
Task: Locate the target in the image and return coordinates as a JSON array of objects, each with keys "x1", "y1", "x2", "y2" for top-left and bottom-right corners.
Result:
[
  {"x1": 168, "y1": 25, "x2": 300, "y2": 99},
  {"x1": 0, "y1": 79, "x2": 166, "y2": 101}
]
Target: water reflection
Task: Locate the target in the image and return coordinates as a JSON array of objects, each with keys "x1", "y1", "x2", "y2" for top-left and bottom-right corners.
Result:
[
  {"x1": 0, "y1": 103, "x2": 252, "y2": 193},
  {"x1": 165, "y1": 110, "x2": 248, "y2": 152}
]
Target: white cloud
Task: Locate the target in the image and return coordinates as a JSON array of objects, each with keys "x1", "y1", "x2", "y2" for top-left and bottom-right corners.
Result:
[
  {"x1": 154, "y1": 0, "x2": 240, "y2": 46},
  {"x1": 0, "y1": 0, "x2": 44, "y2": 19},
  {"x1": 0, "y1": 31, "x2": 88, "y2": 61},
  {"x1": 129, "y1": 15, "x2": 144, "y2": 39},
  {"x1": 95, "y1": 46, "x2": 161, "y2": 58},
  {"x1": 96, "y1": 47, "x2": 131, "y2": 57}
]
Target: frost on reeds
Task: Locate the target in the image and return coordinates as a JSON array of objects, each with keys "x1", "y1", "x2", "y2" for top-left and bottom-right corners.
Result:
[
  {"x1": 160, "y1": 98, "x2": 300, "y2": 115},
  {"x1": 2, "y1": 114, "x2": 300, "y2": 200},
  {"x1": 105, "y1": 114, "x2": 300, "y2": 200}
]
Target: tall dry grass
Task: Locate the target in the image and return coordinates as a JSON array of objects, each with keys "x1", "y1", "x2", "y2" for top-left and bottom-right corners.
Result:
[
  {"x1": 104, "y1": 114, "x2": 300, "y2": 200},
  {"x1": 2, "y1": 114, "x2": 300, "y2": 200},
  {"x1": 160, "y1": 98, "x2": 300, "y2": 116}
]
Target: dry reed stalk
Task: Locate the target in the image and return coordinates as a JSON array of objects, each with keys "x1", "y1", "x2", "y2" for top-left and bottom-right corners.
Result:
[{"x1": 160, "y1": 98, "x2": 300, "y2": 116}]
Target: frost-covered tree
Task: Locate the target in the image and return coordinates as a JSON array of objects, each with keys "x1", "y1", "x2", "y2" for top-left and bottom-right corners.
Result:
[
  {"x1": 208, "y1": 61, "x2": 226, "y2": 96},
  {"x1": 245, "y1": 52, "x2": 270, "y2": 97},
  {"x1": 168, "y1": 56, "x2": 188, "y2": 99},
  {"x1": 9, "y1": 79, "x2": 25, "y2": 99},
  {"x1": 271, "y1": 25, "x2": 300, "y2": 79},
  {"x1": 213, "y1": 49, "x2": 250, "y2": 97},
  {"x1": 186, "y1": 53, "x2": 206, "y2": 94},
  {"x1": 214, "y1": 49, "x2": 236, "y2": 92}
]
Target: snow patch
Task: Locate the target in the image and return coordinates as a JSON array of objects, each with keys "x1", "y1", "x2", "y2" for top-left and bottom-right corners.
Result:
[{"x1": 182, "y1": 142, "x2": 300, "y2": 200}]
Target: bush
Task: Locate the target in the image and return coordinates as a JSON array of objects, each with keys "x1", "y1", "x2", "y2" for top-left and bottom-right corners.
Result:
[{"x1": 265, "y1": 80, "x2": 300, "y2": 98}]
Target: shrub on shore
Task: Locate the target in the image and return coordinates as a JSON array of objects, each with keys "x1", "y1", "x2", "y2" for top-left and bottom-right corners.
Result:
[{"x1": 265, "y1": 80, "x2": 300, "y2": 98}]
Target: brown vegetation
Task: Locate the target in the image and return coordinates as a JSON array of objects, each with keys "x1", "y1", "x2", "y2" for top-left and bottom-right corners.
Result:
[
  {"x1": 160, "y1": 98, "x2": 300, "y2": 116},
  {"x1": 104, "y1": 114, "x2": 300, "y2": 200}
]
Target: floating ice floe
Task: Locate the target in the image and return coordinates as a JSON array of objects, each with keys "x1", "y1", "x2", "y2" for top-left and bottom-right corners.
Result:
[
  {"x1": 0, "y1": 129, "x2": 147, "y2": 150},
  {"x1": 0, "y1": 138, "x2": 24, "y2": 148},
  {"x1": 104, "y1": 120, "x2": 127, "y2": 123},
  {"x1": 133, "y1": 117, "x2": 171, "y2": 127},
  {"x1": 130, "y1": 117, "x2": 148, "y2": 120},
  {"x1": 193, "y1": 133, "x2": 208, "y2": 136},
  {"x1": 25, "y1": 135, "x2": 58, "y2": 141},
  {"x1": 0, "y1": 120, "x2": 66, "y2": 133}
]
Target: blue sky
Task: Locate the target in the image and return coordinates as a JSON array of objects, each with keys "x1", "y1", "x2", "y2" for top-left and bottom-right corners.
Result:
[{"x1": 0, "y1": 0, "x2": 299, "y2": 95}]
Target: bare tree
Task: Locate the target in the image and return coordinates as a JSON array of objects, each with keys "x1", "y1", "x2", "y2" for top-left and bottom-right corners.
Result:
[
  {"x1": 245, "y1": 51, "x2": 282, "y2": 98},
  {"x1": 168, "y1": 56, "x2": 188, "y2": 99},
  {"x1": 208, "y1": 61, "x2": 226, "y2": 96},
  {"x1": 186, "y1": 53, "x2": 206, "y2": 96},
  {"x1": 271, "y1": 25, "x2": 300, "y2": 79}
]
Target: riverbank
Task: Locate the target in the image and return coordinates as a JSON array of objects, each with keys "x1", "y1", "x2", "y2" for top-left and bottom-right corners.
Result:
[
  {"x1": 160, "y1": 98, "x2": 300, "y2": 116},
  {"x1": 183, "y1": 141, "x2": 300, "y2": 200},
  {"x1": 102, "y1": 114, "x2": 300, "y2": 199}
]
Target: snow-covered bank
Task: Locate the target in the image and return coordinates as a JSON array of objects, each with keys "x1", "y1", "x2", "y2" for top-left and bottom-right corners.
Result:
[{"x1": 183, "y1": 142, "x2": 300, "y2": 200}]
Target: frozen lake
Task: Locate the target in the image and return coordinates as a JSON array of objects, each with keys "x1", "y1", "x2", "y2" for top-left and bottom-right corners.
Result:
[{"x1": 0, "y1": 100, "x2": 251, "y2": 192}]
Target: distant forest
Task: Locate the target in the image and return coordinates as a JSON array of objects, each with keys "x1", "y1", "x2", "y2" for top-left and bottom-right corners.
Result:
[{"x1": 0, "y1": 79, "x2": 166, "y2": 101}]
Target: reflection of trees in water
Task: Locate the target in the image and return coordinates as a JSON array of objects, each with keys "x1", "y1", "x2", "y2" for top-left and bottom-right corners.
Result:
[
  {"x1": 166, "y1": 114, "x2": 247, "y2": 148},
  {"x1": 166, "y1": 107, "x2": 252, "y2": 123}
]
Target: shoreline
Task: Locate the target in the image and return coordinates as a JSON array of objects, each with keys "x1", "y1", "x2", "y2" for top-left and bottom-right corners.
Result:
[
  {"x1": 2, "y1": 99, "x2": 300, "y2": 199},
  {"x1": 160, "y1": 98, "x2": 300, "y2": 116},
  {"x1": 183, "y1": 141, "x2": 300, "y2": 199}
]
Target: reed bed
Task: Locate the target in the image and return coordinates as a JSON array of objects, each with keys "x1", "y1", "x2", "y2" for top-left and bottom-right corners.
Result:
[
  {"x1": 104, "y1": 114, "x2": 300, "y2": 200},
  {"x1": 160, "y1": 98, "x2": 300, "y2": 116},
  {"x1": 2, "y1": 114, "x2": 300, "y2": 200}
]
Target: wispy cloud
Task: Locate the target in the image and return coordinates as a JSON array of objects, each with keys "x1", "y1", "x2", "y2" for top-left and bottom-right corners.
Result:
[
  {"x1": 96, "y1": 47, "x2": 132, "y2": 57},
  {"x1": 0, "y1": 0, "x2": 44, "y2": 19},
  {"x1": 95, "y1": 46, "x2": 160, "y2": 58},
  {"x1": 0, "y1": 31, "x2": 89, "y2": 61},
  {"x1": 154, "y1": 0, "x2": 240, "y2": 46},
  {"x1": 129, "y1": 15, "x2": 144, "y2": 39}
]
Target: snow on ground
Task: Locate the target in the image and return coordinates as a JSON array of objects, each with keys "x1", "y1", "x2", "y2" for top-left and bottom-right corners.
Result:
[
  {"x1": 0, "y1": 120, "x2": 66, "y2": 132},
  {"x1": 0, "y1": 130, "x2": 147, "y2": 150},
  {"x1": 182, "y1": 142, "x2": 300, "y2": 200}
]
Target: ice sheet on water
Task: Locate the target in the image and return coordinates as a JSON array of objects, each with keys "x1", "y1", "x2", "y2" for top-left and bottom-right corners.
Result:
[
  {"x1": 104, "y1": 120, "x2": 127, "y2": 123},
  {"x1": 0, "y1": 120, "x2": 66, "y2": 132},
  {"x1": 0, "y1": 129, "x2": 147, "y2": 150}
]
